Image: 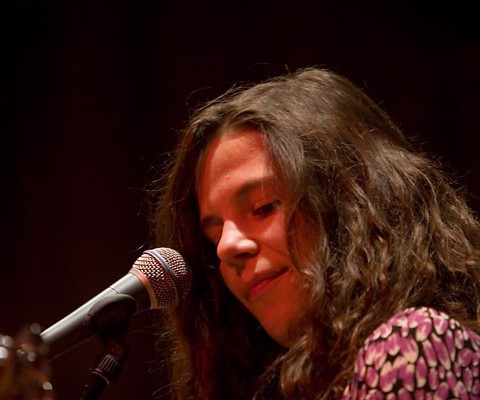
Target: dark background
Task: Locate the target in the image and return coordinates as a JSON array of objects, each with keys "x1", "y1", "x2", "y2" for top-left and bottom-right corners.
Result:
[{"x1": 1, "y1": 0, "x2": 479, "y2": 398}]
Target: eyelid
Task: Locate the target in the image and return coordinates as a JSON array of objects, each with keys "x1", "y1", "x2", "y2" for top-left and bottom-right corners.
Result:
[
  {"x1": 252, "y1": 199, "x2": 282, "y2": 215},
  {"x1": 202, "y1": 227, "x2": 222, "y2": 246},
  {"x1": 200, "y1": 215, "x2": 222, "y2": 241}
]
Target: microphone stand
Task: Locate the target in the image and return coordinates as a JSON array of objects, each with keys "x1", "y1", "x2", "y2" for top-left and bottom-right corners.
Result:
[{"x1": 79, "y1": 294, "x2": 136, "y2": 400}]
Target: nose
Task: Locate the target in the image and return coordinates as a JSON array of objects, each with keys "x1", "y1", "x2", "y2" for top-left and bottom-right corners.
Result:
[{"x1": 216, "y1": 220, "x2": 258, "y2": 268}]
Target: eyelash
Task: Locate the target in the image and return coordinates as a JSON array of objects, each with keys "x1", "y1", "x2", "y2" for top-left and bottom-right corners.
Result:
[
  {"x1": 203, "y1": 199, "x2": 283, "y2": 246},
  {"x1": 252, "y1": 199, "x2": 282, "y2": 216}
]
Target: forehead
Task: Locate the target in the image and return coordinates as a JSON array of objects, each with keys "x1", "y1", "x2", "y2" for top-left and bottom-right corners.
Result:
[
  {"x1": 207, "y1": 130, "x2": 267, "y2": 168},
  {"x1": 196, "y1": 130, "x2": 276, "y2": 201}
]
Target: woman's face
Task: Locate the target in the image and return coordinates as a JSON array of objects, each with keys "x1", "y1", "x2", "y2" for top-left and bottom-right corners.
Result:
[{"x1": 196, "y1": 130, "x2": 305, "y2": 347}]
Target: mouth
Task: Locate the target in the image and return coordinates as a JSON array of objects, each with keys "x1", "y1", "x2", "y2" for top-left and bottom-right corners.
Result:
[{"x1": 246, "y1": 267, "x2": 289, "y2": 300}]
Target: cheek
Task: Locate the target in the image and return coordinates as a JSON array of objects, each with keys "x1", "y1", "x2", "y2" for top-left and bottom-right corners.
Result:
[
  {"x1": 263, "y1": 213, "x2": 290, "y2": 255},
  {"x1": 219, "y1": 265, "x2": 241, "y2": 298}
]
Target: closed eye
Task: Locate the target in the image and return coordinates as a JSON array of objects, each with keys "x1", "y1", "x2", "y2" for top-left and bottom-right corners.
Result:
[{"x1": 252, "y1": 200, "x2": 282, "y2": 216}]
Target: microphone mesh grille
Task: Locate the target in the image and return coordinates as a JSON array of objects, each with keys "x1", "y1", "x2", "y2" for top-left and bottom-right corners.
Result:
[{"x1": 132, "y1": 247, "x2": 192, "y2": 308}]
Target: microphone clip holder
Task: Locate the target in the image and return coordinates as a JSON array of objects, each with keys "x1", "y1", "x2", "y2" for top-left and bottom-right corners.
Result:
[{"x1": 80, "y1": 294, "x2": 136, "y2": 400}]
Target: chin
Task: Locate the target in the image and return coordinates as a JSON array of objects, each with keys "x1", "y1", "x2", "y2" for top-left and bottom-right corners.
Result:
[{"x1": 263, "y1": 324, "x2": 292, "y2": 348}]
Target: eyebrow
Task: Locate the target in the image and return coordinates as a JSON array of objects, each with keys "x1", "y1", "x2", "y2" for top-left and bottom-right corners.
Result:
[{"x1": 199, "y1": 174, "x2": 278, "y2": 232}]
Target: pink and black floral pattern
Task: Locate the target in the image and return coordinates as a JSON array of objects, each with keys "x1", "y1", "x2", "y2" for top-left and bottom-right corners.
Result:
[{"x1": 342, "y1": 307, "x2": 480, "y2": 399}]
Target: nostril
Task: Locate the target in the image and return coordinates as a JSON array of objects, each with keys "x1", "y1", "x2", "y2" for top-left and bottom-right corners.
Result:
[
  {"x1": 218, "y1": 239, "x2": 258, "y2": 262},
  {"x1": 216, "y1": 221, "x2": 259, "y2": 264},
  {"x1": 236, "y1": 252, "x2": 254, "y2": 261}
]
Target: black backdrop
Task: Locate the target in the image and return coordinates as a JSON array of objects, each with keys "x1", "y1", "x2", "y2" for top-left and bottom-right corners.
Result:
[{"x1": 1, "y1": 1, "x2": 480, "y2": 399}]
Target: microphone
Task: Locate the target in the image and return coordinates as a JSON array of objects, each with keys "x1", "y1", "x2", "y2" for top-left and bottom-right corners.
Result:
[{"x1": 40, "y1": 248, "x2": 192, "y2": 359}]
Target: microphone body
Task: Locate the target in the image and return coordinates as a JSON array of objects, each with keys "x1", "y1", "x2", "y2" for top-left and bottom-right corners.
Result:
[{"x1": 40, "y1": 248, "x2": 191, "y2": 359}]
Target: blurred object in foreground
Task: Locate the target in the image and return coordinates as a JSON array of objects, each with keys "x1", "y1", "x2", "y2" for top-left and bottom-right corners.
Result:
[{"x1": 0, "y1": 324, "x2": 54, "y2": 400}]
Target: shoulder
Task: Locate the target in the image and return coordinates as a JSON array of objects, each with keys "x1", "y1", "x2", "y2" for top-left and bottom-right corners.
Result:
[{"x1": 342, "y1": 307, "x2": 480, "y2": 399}]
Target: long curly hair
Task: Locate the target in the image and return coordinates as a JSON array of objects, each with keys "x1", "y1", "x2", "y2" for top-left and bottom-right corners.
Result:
[{"x1": 152, "y1": 68, "x2": 480, "y2": 399}]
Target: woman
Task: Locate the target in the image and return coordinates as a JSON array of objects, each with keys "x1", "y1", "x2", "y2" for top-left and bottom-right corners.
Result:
[{"x1": 152, "y1": 68, "x2": 480, "y2": 399}]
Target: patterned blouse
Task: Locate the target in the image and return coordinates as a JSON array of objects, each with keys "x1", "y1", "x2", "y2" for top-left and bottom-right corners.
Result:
[{"x1": 342, "y1": 307, "x2": 480, "y2": 399}]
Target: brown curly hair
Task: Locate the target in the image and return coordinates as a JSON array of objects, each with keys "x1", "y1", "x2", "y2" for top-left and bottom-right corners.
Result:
[{"x1": 152, "y1": 68, "x2": 480, "y2": 399}]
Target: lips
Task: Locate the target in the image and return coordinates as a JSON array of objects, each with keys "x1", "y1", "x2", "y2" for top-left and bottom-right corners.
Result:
[{"x1": 246, "y1": 267, "x2": 289, "y2": 300}]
